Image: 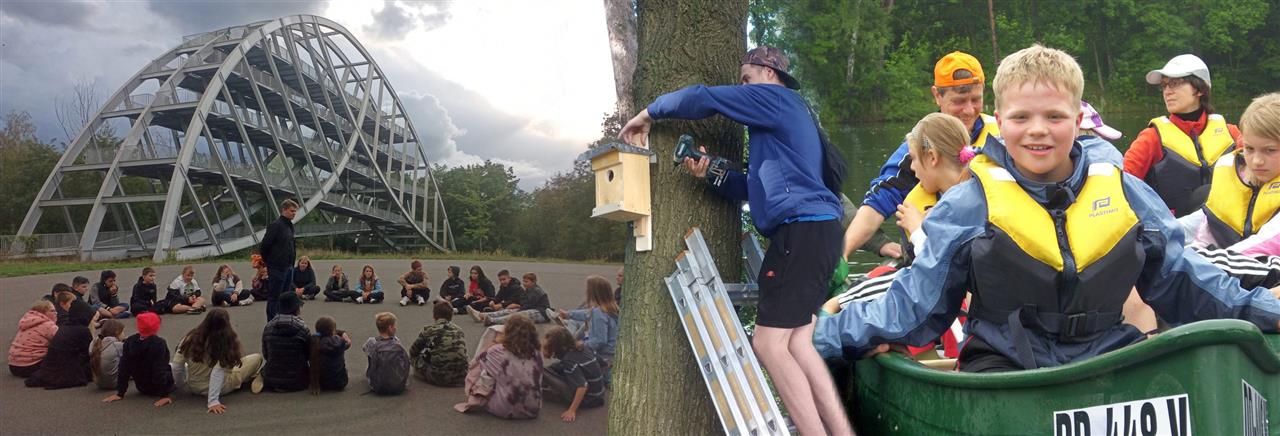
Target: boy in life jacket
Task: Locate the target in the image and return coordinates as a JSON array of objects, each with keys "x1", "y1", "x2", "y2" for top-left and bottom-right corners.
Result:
[
  {"x1": 1124, "y1": 54, "x2": 1242, "y2": 217},
  {"x1": 813, "y1": 44, "x2": 1280, "y2": 373}
]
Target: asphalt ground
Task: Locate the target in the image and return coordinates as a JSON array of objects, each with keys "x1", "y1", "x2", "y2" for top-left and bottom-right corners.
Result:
[{"x1": 0, "y1": 258, "x2": 619, "y2": 435}]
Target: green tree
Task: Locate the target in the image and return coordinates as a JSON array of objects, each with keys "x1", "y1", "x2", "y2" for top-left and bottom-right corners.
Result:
[
  {"x1": 432, "y1": 161, "x2": 526, "y2": 252},
  {"x1": 0, "y1": 111, "x2": 62, "y2": 235}
]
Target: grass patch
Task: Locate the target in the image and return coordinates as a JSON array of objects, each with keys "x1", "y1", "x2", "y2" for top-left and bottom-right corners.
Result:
[{"x1": 0, "y1": 249, "x2": 618, "y2": 278}]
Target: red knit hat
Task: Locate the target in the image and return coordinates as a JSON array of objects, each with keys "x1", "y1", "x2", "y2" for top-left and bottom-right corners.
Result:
[{"x1": 136, "y1": 312, "x2": 161, "y2": 337}]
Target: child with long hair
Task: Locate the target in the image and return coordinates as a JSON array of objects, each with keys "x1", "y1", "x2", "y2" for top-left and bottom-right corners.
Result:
[
  {"x1": 211, "y1": 264, "x2": 253, "y2": 307},
  {"x1": 293, "y1": 256, "x2": 321, "y2": 300},
  {"x1": 172, "y1": 308, "x2": 265, "y2": 414},
  {"x1": 90, "y1": 319, "x2": 124, "y2": 390},
  {"x1": 541, "y1": 327, "x2": 605, "y2": 422},
  {"x1": 323, "y1": 265, "x2": 356, "y2": 302},
  {"x1": 555, "y1": 276, "x2": 619, "y2": 366},
  {"x1": 309, "y1": 316, "x2": 350, "y2": 393},
  {"x1": 455, "y1": 314, "x2": 542, "y2": 419},
  {"x1": 453, "y1": 266, "x2": 494, "y2": 313},
  {"x1": 8, "y1": 300, "x2": 58, "y2": 377},
  {"x1": 354, "y1": 264, "x2": 384, "y2": 304}
]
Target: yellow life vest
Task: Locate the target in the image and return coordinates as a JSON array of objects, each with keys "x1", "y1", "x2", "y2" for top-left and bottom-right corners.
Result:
[
  {"x1": 969, "y1": 156, "x2": 1138, "y2": 272},
  {"x1": 965, "y1": 156, "x2": 1143, "y2": 366},
  {"x1": 1202, "y1": 150, "x2": 1280, "y2": 245},
  {"x1": 1150, "y1": 114, "x2": 1235, "y2": 169},
  {"x1": 1146, "y1": 114, "x2": 1235, "y2": 216}
]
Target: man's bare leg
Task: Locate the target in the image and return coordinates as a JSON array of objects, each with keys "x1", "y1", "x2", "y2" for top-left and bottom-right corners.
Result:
[
  {"x1": 754, "y1": 326, "x2": 824, "y2": 435},
  {"x1": 791, "y1": 317, "x2": 854, "y2": 435}
]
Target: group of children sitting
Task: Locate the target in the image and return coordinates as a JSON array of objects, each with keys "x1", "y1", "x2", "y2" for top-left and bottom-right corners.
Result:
[{"x1": 8, "y1": 258, "x2": 624, "y2": 422}]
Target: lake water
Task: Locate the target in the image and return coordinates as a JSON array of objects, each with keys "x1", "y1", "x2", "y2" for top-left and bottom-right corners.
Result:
[{"x1": 830, "y1": 105, "x2": 1246, "y2": 268}]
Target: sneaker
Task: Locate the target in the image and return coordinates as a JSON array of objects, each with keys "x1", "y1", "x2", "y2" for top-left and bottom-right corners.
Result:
[
  {"x1": 548, "y1": 309, "x2": 566, "y2": 327},
  {"x1": 239, "y1": 296, "x2": 254, "y2": 306},
  {"x1": 466, "y1": 305, "x2": 484, "y2": 323},
  {"x1": 356, "y1": 296, "x2": 365, "y2": 304},
  {"x1": 399, "y1": 296, "x2": 409, "y2": 306},
  {"x1": 250, "y1": 374, "x2": 264, "y2": 394},
  {"x1": 416, "y1": 295, "x2": 426, "y2": 306},
  {"x1": 187, "y1": 306, "x2": 206, "y2": 315}
]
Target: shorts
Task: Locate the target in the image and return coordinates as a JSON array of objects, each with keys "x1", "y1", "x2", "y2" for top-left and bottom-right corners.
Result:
[{"x1": 755, "y1": 219, "x2": 842, "y2": 328}]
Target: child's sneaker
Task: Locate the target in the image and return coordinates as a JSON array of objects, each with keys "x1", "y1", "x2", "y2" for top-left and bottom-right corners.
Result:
[
  {"x1": 416, "y1": 295, "x2": 426, "y2": 306},
  {"x1": 548, "y1": 308, "x2": 566, "y2": 327},
  {"x1": 239, "y1": 296, "x2": 254, "y2": 306},
  {"x1": 251, "y1": 374, "x2": 264, "y2": 394},
  {"x1": 356, "y1": 296, "x2": 365, "y2": 304},
  {"x1": 399, "y1": 296, "x2": 409, "y2": 306},
  {"x1": 466, "y1": 305, "x2": 484, "y2": 322}
]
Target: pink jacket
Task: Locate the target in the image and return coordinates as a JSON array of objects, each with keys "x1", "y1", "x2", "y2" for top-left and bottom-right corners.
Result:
[{"x1": 8, "y1": 310, "x2": 58, "y2": 367}]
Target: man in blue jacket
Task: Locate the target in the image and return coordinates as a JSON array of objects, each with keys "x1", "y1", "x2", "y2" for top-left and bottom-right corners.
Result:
[{"x1": 620, "y1": 46, "x2": 851, "y2": 436}]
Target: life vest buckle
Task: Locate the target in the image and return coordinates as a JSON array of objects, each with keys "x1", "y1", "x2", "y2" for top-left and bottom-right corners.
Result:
[{"x1": 1064, "y1": 312, "x2": 1090, "y2": 340}]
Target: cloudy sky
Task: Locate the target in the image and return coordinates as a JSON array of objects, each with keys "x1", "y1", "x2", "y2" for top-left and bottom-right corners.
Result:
[{"x1": 0, "y1": 0, "x2": 617, "y2": 188}]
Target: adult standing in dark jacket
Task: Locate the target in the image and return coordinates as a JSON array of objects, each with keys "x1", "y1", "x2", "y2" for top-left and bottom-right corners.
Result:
[
  {"x1": 26, "y1": 296, "x2": 95, "y2": 389},
  {"x1": 262, "y1": 292, "x2": 310, "y2": 392},
  {"x1": 619, "y1": 46, "x2": 849, "y2": 435},
  {"x1": 259, "y1": 199, "x2": 298, "y2": 321}
]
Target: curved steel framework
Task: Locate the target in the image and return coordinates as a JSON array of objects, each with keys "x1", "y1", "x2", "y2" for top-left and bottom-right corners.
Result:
[{"x1": 12, "y1": 15, "x2": 454, "y2": 261}]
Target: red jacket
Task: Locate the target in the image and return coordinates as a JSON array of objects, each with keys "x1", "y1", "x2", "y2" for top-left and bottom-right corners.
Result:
[{"x1": 1123, "y1": 112, "x2": 1242, "y2": 179}]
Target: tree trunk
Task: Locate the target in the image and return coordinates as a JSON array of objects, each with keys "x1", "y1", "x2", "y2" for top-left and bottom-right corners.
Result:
[
  {"x1": 603, "y1": 0, "x2": 639, "y2": 118},
  {"x1": 987, "y1": 0, "x2": 999, "y2": 61},
  {"x1": 608, "y1": 0, "x2": 748, "y2": 434}
]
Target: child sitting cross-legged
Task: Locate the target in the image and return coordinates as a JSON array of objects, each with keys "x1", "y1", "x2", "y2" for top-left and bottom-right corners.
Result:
[
  {"x1": 26, "y1": 290, "x2": 96, "y2": 389},
  {"x1": 410, "y1": 301, "x2": 469, "y2": 387},
  {"x1": 90, "y1": 319, "x2": 124, "y2": 390},
  {"x1": 8, "y1": 300, "x2": 58, "y2": 378},
  {"x1": 363, "y1": 312, "x2": 410, "y2": 395}
]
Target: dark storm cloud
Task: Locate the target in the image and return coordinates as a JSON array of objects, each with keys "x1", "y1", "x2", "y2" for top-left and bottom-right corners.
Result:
[
  {"x1": 0, "y1": 1, "x2": 98, "y2": 27},
  {"x1": 146, "y1": 0, "x2": 330, "y2": 34}
]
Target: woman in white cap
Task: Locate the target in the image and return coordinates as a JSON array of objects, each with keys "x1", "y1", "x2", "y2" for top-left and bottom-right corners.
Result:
[{"x1": 1123, "y1": 54, "x2": 1242, "y2": 217}]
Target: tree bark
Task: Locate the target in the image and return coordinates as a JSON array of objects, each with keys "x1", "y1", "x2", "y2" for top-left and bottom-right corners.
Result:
[
  {"x1": 603, "y1": 0, "x2": 639, "y2": 118},
  {"x1": 987, "y1": 0, "x2": 999, "y2": 61},
  {"x1": 608, "y1": 0, "x2": 748, "y2": 434}
]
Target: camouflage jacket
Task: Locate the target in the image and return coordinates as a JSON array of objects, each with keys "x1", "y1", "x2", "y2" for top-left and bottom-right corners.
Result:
[{"x1": 409, "y1": 320, "x2": 468, "y2": 386}]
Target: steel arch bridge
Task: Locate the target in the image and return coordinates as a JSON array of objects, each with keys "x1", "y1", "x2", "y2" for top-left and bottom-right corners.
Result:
[{"x1": 10, "y1": 15, "x2": 454, "y2": 262}]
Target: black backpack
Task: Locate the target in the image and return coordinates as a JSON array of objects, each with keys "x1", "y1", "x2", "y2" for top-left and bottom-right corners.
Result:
[{"x1": 802, "y1": 101, "x2": 847, "y2": 196}]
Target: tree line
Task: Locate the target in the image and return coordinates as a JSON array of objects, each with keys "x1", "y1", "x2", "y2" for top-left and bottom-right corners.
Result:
[
  {"x1": 750, "y1": 0, "x2": 1279, "y2": 124},
  {"x1": 0, "y1": 109, "x2": 629, "y2": 261}
]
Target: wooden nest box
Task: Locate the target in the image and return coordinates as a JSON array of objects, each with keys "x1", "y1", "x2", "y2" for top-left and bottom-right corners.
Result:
[{"x1": 578, "y1": 142, "x2": 655, "y2": 251}]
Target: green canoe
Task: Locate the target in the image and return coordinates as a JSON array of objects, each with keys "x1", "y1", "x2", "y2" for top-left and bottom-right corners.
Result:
[{"x1": 840, "y1": 319, "x2": 1278, "y2": 435}]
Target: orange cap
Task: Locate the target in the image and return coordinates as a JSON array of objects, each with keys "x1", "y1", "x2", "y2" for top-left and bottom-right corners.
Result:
[{"x1": 934, "y1": 51, "x2": 985, "y2": 88}]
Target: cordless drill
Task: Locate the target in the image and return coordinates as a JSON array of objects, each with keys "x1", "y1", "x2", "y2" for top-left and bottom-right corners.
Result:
[{"x1": 673, "y1": 134, "x2": 739, "y2": 187}]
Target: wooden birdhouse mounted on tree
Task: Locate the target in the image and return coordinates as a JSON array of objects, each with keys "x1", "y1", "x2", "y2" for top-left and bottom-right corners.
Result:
[{"x1": 578, "y1": 142, "x2": 655, "y2": 251}]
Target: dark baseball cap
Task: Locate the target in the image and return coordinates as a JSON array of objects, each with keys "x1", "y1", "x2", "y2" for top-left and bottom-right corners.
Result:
[{"x1": 742, "y1": 46, "x2": 800, "y2": 89}]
